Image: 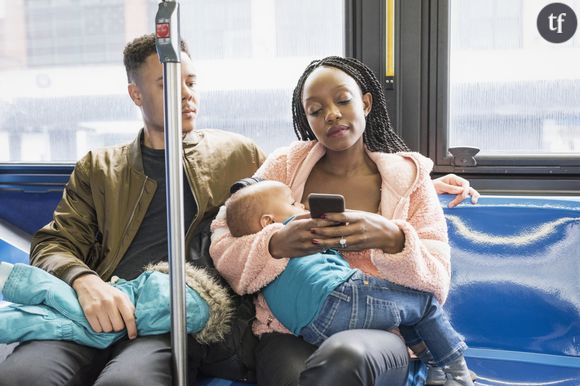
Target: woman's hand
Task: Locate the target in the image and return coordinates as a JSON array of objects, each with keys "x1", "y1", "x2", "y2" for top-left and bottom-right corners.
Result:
[
  {"x1": 269, "y1": 213, "x2": 339, "y2": 258},
  {"x1": 309, "y1": 211, "x2": 405, "y2": 254},
  {"x1": 433, "y1": 173, "x2": 480, "y2": 208}
]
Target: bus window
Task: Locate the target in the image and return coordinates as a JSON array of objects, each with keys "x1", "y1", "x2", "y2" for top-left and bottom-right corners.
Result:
[
  {"x1": 448, "y1": 0, "x2": 580, "y2": 156},
  {"x1": 0, "y1": 0, "x2": 344, "y2": 163}
]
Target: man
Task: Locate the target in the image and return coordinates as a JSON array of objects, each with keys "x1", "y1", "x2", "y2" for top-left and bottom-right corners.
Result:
[{"x1": 0, "y1": 34, "x2": 264, "y2": 386}]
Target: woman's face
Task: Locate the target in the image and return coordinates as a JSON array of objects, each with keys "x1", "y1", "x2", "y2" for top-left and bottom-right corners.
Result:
[{"x1": 301, "y1": 66, "x2": 372, "y2": 152}]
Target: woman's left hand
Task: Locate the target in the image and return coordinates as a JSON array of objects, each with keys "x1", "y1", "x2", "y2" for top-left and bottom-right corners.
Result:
[
  {"x1": 433, "y1": 173, "x2": 480, "y2": 208},
  {"x1": 310, "y1": 211, "x2": 405, "y2": 253}
]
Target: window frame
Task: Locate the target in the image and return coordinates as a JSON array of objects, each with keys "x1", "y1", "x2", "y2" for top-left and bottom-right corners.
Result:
[{"x1": 397, "y1": 0, "x2": 580, "y2": 194}]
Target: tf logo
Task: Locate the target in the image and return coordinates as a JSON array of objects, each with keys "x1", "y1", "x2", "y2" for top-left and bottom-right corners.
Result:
[{"x1": 537, "y1": 2, "x2": 578, "y2": 43}]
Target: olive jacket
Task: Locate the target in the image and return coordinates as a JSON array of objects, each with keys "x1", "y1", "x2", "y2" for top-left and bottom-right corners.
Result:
[{"x1": 30, "y1": 128, "x2": 265, "y2": 286}]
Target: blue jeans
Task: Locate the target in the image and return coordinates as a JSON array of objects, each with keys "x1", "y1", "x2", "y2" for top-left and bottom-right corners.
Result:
[{"x1": 300, "y1": 270, "x2": 467, "y2": 367}]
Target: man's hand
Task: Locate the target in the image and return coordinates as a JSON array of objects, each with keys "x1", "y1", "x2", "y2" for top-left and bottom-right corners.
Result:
[
  {"x1": 433, "y1": 174, "x2": 480, "y2": 208},
  {"x1": 72, "y1": 273, "x2": 137, "y2": 339}
]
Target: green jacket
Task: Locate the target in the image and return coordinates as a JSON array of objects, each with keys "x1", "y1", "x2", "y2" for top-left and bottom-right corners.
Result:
[{"x1": 30, "y1": 129, "x2": 265, "y2": 286}]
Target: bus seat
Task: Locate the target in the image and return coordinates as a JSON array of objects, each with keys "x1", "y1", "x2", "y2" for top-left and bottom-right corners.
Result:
[
  {"x1": 442, "y1": 195, "x2": 580, "y2": 385},
  {"x1": 0, "y1": 189, "x2": 62, "y2": 235},
  {"x1": 2, "y1": 190, "x2": 579, "y2": 385}
]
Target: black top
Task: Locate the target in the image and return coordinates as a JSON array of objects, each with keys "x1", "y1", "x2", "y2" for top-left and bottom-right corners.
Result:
[{"x1": 112, "y1": 145, "x2": 197, "y2": 280}]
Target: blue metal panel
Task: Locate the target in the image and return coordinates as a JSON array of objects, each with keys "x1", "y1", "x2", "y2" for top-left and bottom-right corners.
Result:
[
  {"x1": 0, "y1": 165, "x2": 70, "y2": 234},
  {"x1": 443, "y1": 196, "x2": 580, "y2": 384},
  {"x1": 0, "y1": 190, "x2": 62, "y2": 234},
  {"x1": 0, "y1": 239, "x2": 28, "y2": 265}
]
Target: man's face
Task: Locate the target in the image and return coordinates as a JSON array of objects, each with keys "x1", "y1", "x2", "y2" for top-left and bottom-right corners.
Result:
[{"x1": 130, "y1": 52, "x2": 199, "y2": 136}]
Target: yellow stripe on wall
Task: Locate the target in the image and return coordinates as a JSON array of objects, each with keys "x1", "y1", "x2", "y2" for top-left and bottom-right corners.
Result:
[{"x1": 386, "y1": 0, "x2": 394, "y2": 77}]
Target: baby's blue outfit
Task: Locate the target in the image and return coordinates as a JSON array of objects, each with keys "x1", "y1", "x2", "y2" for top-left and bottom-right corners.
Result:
[
  {"x1": 263, "y1": 249, "x2": 355, "y2": 335},
  {"x1": 263, "y1": 248, "x2": 467, "y2": 367},
  {"x1": 0, "y1": 263, "x2": 209, "y2": 349}
]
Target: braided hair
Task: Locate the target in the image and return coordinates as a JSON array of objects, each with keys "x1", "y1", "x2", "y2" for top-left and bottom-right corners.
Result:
[{"x1": 291, "y1": 56, "x2": 409, "y2": 153}]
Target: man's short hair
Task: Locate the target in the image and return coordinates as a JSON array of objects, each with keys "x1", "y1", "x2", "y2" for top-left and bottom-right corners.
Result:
[{"x1": 123, "y1": 33, "x2": 190, "y2": 83}]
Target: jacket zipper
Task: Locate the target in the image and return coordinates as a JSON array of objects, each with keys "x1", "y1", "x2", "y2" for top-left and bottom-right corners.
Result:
[
  {"x1": 108, "y1": 176, "x2": 149, "y2": 274},
  {"x1": 183, "y1": 154, "x2": 200, "y2": 239}
]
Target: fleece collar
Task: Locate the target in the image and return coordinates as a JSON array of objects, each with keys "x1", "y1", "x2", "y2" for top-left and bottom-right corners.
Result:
[{"x1": 282, "y1": 141, "x2": 431, "y2": 218}]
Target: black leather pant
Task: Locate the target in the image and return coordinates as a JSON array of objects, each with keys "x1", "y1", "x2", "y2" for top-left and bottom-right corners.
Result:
[
  {"x1": 255, "y1": 329, "x2": 409, "y2": 386},
  {"x1": 0, "y1": 333, "x2": 251, "y2": 386},
  {"x1": 0, "y1": 335, "x2": 173, "y2": 386}
]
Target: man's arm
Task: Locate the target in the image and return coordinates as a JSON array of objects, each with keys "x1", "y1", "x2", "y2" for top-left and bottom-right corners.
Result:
[
  {"x1": 30, "y1": 154, "x2": 100, "y2": 284},
  {"x1": 29, "y1": 153, "x2": 137, "y2": 338}
]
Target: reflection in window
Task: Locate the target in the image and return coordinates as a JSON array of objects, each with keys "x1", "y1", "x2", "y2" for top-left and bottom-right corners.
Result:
[
  {"x1": 0, "y1": 0, "x2": 344, "y2": 162},
  {"x1": 449, "y1": 0, "x2": 580, "y2": 155}
]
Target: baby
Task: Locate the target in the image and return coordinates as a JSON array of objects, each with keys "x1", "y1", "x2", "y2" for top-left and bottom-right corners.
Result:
[
  {"x1": 225, "y1": 179, "x2": 473, "y2": 386},
  {"x1": 0, "y1": 261, "x2": 231, "y2": 348}
]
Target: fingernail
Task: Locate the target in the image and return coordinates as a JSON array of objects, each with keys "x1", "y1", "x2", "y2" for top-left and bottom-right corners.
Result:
[
  {"x1": 320, "y1": 214, "x2": 326, "y2": 219},
  {"x1": 312, "y1": 239, "x2": 320, "y2": 245}
]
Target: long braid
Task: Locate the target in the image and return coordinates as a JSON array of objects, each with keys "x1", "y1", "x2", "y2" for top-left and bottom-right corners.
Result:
[
  {"x1": 292, "y1": 56, "x2": 409, "y2": 153},
  {"x1": 292, "y1": 60, "x2": 320, "y2": 141}
]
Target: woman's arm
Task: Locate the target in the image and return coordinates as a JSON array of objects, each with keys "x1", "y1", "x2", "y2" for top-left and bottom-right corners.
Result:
[
  {"x1": 371, "y1": 174, "x2": 451, "y2": 303},
  {"x1": 209, "y1": 149, "x2": 291, "y2": 295},
  {"x1": 310, "y1": 156, "x2": 451, "y2": 303},
  {"x1": 210, "y1": 215, "x2": 287, "y2": 295},
  {"x1": 433, "y1": 173, "x2": 480, "y2": 208}
]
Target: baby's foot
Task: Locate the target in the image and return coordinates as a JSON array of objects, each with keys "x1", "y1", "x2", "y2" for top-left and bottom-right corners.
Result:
[
  {"x1": 442, "y1": 356, "x2": 475, "y2": 386},
  {"x1": 425, "y1": 365, "x2": 446, "y2": 385}
]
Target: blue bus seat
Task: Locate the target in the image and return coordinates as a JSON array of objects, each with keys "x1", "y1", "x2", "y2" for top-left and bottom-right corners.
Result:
[
  {"x1": 2, "y1": 193, "x2": 579, "y2": 384},
  {"x1": 442, "y1": 195, "x2": 580, "y2": 385}
]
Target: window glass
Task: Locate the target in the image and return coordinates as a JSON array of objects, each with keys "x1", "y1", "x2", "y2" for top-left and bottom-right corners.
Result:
[
  {"x1": 449, "y1": 0, "x2": 580, "y2": 155},
  {"x1": 0, "y1": 0, "x2": 344, "y2": 162}
]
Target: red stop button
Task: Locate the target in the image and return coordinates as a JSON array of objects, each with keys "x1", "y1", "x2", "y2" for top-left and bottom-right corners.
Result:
[{"x1": 156, "y1": 23, "x2": 170, "y2": 38}]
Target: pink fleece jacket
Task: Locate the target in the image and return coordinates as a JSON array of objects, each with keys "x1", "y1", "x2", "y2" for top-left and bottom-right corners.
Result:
[{"x1": 210, "y1": 141, "x2": 450, "y2": 336}]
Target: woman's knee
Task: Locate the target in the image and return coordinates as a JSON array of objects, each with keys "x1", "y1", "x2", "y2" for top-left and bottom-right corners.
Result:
[
  {"x1": 312, "y1": 336, "x2": 369, "y2": 369},
  {"x1": 256, "y1": 333, "x2": 316, "y2": 386},
  {"x1": 301, "y1": 330, "x2": 409, "y2": 386}
]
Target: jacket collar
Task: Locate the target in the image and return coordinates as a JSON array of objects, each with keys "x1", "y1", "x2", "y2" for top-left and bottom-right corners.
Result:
[
  {"x1": 288, "y1": 141, "x2": 424, "y2": 217},
  {"x1": 126, "y1": 128, "x2": 205, "y2": 173},
  {"x1": 127, "y1": 129, "x2": 146, "y2": 173}
]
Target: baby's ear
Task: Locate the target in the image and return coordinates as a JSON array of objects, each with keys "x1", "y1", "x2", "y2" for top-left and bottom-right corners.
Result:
[{"x1": 259, "y1": 214, "x2": 275, "y2": 229}]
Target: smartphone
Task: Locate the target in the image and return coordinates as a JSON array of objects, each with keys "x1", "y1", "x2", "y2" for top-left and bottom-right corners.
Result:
[{"x1": 308, "y1": 193, "x2": 345, "y2": 218}]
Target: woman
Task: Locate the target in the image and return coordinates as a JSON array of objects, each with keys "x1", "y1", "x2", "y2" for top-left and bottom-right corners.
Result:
[{"x1": 210, "y1": 56, "x2": 476, "y2": 386}]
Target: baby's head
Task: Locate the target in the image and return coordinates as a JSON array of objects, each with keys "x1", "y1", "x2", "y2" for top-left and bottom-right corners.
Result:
[{"x1": 226, "y1": 180, "x2": 305, "y2": 237}]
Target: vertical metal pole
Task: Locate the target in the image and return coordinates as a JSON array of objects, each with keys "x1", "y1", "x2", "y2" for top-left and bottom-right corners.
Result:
[{"x1": 155, "y1": 2, "x2": 187, "y2": 386}]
